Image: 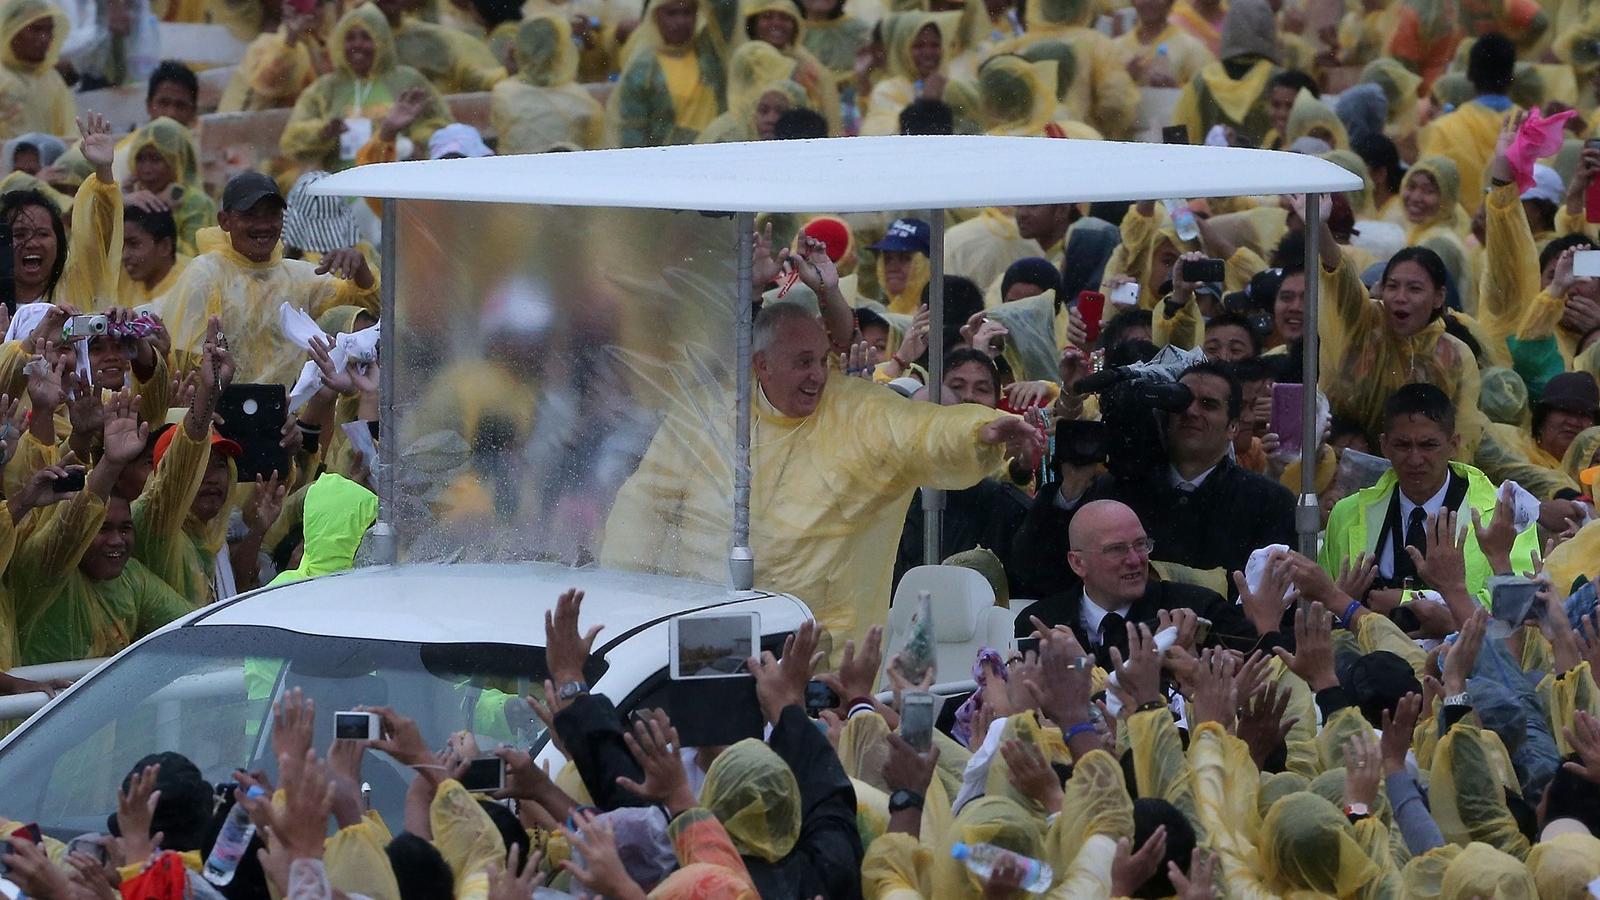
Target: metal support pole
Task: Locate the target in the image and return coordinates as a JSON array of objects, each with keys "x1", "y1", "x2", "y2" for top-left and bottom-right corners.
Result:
[
  {"x1": 922, "y1": 211, "x2": 946, "y2": 566},
  {"x1": 371, "y1": 199, "x2": 399, "y2": 565},
  {"x1": 1296, "y1": 193, "x2": 1322, "y2": 557},
  {"x1": 730, "y1": 213, "x2": 755, "y2": 591}
]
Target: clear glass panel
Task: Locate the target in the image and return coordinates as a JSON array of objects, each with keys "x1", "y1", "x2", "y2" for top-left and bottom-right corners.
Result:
[{"x1": 389, "y1": 202, "x2": 739, "y2": 571}]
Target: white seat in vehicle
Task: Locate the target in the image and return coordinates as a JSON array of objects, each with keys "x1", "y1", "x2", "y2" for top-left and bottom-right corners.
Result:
[{"x1": 880, "y1": 565, "x2": 1017, "y2": 687}]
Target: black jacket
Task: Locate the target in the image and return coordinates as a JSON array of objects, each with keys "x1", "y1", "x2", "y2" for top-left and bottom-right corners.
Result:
[
  {"x1": 1011, "y1": 457, "x2": 1297, "y2": 599},
  {"x1": 1017, "y1": 578, "x2": 1272, "y2": 667},
  {"x1": 554, "y1": 696, "x2": 863, "y2": 900},
  {"x1": 895, "y1": 479, "x2": 1030, "y2": 592}
]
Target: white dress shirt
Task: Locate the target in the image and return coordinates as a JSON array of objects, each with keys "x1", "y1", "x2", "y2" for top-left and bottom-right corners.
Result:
[
  {"x1": 1080, "y1": 592, "x2": 1134, "y2": 648},
  {"x1": 1379, "y1": 478, "x2": 1453, "y2": 578}
]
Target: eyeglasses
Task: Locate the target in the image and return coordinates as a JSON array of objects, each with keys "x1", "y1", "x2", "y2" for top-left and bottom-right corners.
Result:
[{"x1": 1078, "y1": 538, "x2": 1155, "y2": 559}]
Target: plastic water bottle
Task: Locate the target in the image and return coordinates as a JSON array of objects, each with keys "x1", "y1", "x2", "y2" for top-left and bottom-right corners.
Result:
[
  {"x1": 950, "y1": 842, "x2": 1054, "y2": 894},
  {"x1": 1166, "y1": 199, "x2": 1200, "y2": 241},
  {"x1": 204, "y1": 785, "x2": 267, "y2": 885}
]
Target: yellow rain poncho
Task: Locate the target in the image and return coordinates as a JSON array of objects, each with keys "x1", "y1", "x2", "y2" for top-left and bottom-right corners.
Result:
[
  {"x1": 608, "y1": 0, "x2": 728, "y2": 147},
  {"x1": 1111, "y1": 20, "x2": 1213, "y2": 88},
  {"x1": 490, "y1": 14, "x2": 605, "y2": 153},
  {"x1": 1323, "y1": 149, "x2": 1375, "y2": 217},
  {"x1": 733, "y1": 0, "x2": 840, "y2": 134},
  {"x1": 943, "y1": 208, "x2": 1044, "y2": 295},
  {"x1": 1428, "y1": 723, "x2": 1528, "y2": 858},
  {"x1": 430, "y1": 779, "x2": 507, "y2": 898},
  {"x1": 1477, "y1": 367, "x2": 1528, "y2": 427},
  {"x1": 0, "y1": 170, "x2": 122, "y2": 310},
  {"x1": 392, "y1": 13, "x2": 507, "y2": 94},
  {"x1": 801, "y1": 4, "x2": 872, "y2": 86},
  {"x1": 975, "y1": 54, "x2": 1056, "y2": 136},
  {"x1": 1440, "y1": 842, "x2": 1537, "y2": 899},
  {"x1": 1418, "y1": 96, "x2": 1510, "y2": 206},
  {"x1": 117, "y1": 254, "x2": 190, "y2": 308},
  {"x1": 131, "y1": 423, "x2": 221, "y2": 607},
  {"x1": 1476, "y1": 422, "x2": 1579, "y2": 499},
  {"x1": 1260, "y1": 793, "x2": 1391, "y2": 898},
  {"x1": 1170, "y1": 56, "x2": 1277, "y2": 148},
  {"x1": 700, "y1": 738, "x2": 802, "y2": 863},
  {"x1": 1400, "y1": 156, "x2": 1473, "y2": 246},
  {"x1": 281, "y1": 4, "x2": 451, "y2": 171},
  {"x1": 1562, "y1": 424, "x2": 1600, "y2": 487},
  {"x1": 929, "y1": 796, "x2": 1044, "y2": 900},
  {"x1": 156, "y1": 226, "x2": 381, "y2": 389},
  {"x1": 875, "y1": 245, "x2": 930, "y2": 315},
  {"x1": 989, "y1": 0, "x2": 1136, "y2": 138},
  {"x1": 0, "y1": 500, "x2": 15, "y2": 670},
  {"x1": 1525, "y1": 832, "x2": 1600, "y2": 900},
  {"x1": 1541, "y1": 430, "x2": 1600, "y2": 592},
  {"x1": 218, "y1": 28, "x2": 322, "y2": 113},
  {"x1": 1361, "y1": 56, "x2": 1422, "y2": 146},
  {"x1": 0, "y1": 0, "x2": 75, "y2": 138},
  {"x1": 1339, "y1": 0, "x2": 1401, "y2": 68},
  {"x1": 124, "y1": 117, "x2": 215, "y2": 257},
  {"x1": 600, "y1": 368, "x2": 1007, "y2": 648},
  {"x1": 860, "y1": 12, "x2": 946, "y2": 137},
  {"x1": 7, "y1": 490, "x2": 193, "y2": 665},
  {"x1": 1286, "y1": 89, "x2": 1350, "y2": 151},
  {"x1": 697, "y1": 40, "x2": 808, "y2": 143}
]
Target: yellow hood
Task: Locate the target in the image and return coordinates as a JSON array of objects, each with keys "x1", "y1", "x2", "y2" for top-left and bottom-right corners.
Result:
[
  {"x1": 977, "y1": 54, "x2": 1057, "y2": 135},
  {"x1": 126, "y1": 116, "x2": 203, "y2": 194},
  {"x1": 330, "y1": 3, "x2": 398, "y2": 78},
  {"x1": 1287, "y1": 88, "x2": 1349, "y2": 150},
  {"x1": 0, "y1": 0, "x2": 66, "y2": 74},
  {"x1": 882, "y1": 11, "x2": 942, "y2": 81},
  {"x1": 1402, "y1": 155, "x2": 1471, "y2": 241},
  {"x1": 513, "y1": 13, "x2": 579, "y2": 87}
]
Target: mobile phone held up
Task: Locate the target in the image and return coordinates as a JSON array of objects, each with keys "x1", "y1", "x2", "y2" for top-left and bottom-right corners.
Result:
[
  {"x1": 459, "y1": 756, "x2": 507, "y2": 794},
  {"x1": 899, "y1": 691, "x2": 935, "y2": 752},
  {"x1": 1180, "y1": 257, "x2": 1225, "y2": 284},
  {"x1": 334, "y1": 710, "x2": 381, "y2": 741}
]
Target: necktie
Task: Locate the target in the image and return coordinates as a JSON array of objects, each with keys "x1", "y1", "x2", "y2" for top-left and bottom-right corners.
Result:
[
  {"x1": 1099, "y1": 611, "x2": 1128, "y2": 663},
  {"x1": 1393, "y1": 507, "x2": 1429, "y2": 583}
]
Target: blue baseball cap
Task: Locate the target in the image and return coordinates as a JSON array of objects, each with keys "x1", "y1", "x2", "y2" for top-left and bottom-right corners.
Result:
[{"x1": 868, "y1": 217, "x2": 931, "y2": 255}]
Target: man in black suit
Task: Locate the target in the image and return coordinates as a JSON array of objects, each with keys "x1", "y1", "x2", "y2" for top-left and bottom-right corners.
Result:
[
  {"x1": 1016, "y1": 499, "x2": 1286, "y2": 667},
  {"x1": 1012, "y1": 359, "x2": 1297, "y2": 600}
]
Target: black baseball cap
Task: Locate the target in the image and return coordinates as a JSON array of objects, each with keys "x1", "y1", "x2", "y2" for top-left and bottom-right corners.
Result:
[{"x1": 222, "y1": 171, "x2": 285, "y2": 213}]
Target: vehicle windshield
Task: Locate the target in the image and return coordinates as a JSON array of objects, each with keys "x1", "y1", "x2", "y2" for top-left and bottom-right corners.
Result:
[{"x1": 0, "y1": 625, "x2": 572, "y2": 838}]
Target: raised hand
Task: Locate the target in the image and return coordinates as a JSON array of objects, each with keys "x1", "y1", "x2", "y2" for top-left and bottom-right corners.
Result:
[
  {"x1": 1237, "y1": 682, "x2": 1296, "y2": 770},
  {"x1": 1272, "y1": 602, "x2": 1338, "y2": 691},
  {"x1": 545, "y1": 588, "x2": 600, "y2": 689},
  {"x1": 1109, "y1": 622, "x2": 1163, "y2": 712},
  {"x1": 791, "y1": 234, "x2": 840, "y2": 296},
  {"x1": 315, "y1": 247, "x2": 373, "y2": 286},
  {"x1": 117, "y1": 762, "x2": 163, "y2": 863},
  {"x1": 100, "y1": 388, "x2": 149, "y2": 466},
  {"x1": 818, "y1": 624, "x2": 882, "y2": 705},
  {"x1": 1380, "y1": 692, "x2": 1423, "y2": 776},
  {"x1": 1442, "y1": 608, "x2": 1488, "y2": 696},
  {"x1": 1405, "y1": 510, "x2": 1468, "y2": 596},
  {"x1": 1167, "y1": 850, "x2": 1218, "y2": 900},
  {"x1": 615, "y1": 709, "x2": 695, "y2": 815},
  {"x1": 487, "y1": 844, "x2": 547, "y2": 900},
  {"x1": 999, "y1": 739, "x2": 1062, "y2": 814},
  {"x1": 1111, "y1": 826, "x2": 1168, "y2": 898},
  {"x1": 747, "y1": 619, "x2": 820, "y2": 724},
  {"x1": 77, "y1": 111, "x2": 116, "y2": 180},
  {"x1": 561, "y1": 810, "x2": 647, "y2": 900},
  {"x1": 1341, "y1": 732, "x2": 1381, "y2": 808},
  {"x1": 1234, "y1": 548, "x2": 1293, "y2": 637},
  {"x1": 271, "y1": 686, "x2": 316, "y2": 762},
  {"x1": 751, "y1": 222, "x2": 782, "y2": 288},
  {"x1": 1562, "y1": 709, "x2": 1600, "y2": 783}
]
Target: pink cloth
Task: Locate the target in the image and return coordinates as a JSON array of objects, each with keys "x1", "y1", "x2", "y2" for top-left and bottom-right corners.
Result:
[{"x1": 1506, "y1": 108, "x2": 1577, "y2": 192}]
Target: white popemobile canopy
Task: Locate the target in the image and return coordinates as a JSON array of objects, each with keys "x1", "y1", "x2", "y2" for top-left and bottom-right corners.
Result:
[
  {"x1": 310, "y1": 134, "x2": 1362, "y2": 211},
  {"x1": 313, "y1": 136, "x2": 1362, "y2": 573}
]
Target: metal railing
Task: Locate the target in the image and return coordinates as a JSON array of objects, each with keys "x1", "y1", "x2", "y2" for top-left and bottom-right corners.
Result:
[{"x1": 0, "y1": 658, "x2": 107, "y2": 721}]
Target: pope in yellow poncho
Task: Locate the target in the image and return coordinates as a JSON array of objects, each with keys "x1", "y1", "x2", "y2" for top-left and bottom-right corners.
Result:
[
  {"x1": 0, "y1": 0, "x2": 74, "y2": 138},
  {"x1": 599, "y1": 301, "x2": 1028, "y2": 648},
  {"x1": 698, "y1": 40, "x2": 810, "y2": 143},
  {"x1": 608, "y1": 0, "x2": 728, "y2": 147},
  {"x1": 490, "y1": 13, "x2": 605, "y2": 153},
  {"x1": 123, "y1": 117, "x2": 216, "y2": 258},
  {"x1": 280, "y1": 3, "x2": 451, "y2": 171}
]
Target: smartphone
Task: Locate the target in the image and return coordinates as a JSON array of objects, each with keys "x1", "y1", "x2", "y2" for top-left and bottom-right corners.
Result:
[
  {"x1": 1587, "y1": 138, "x2": 1600, "y2": 224},
  {"x1": 217, "y1": 384, "x2": 289, "y2": 483},
  {"x1": 334, "y1": 710, "x2": 381, "y2": 741},
  {"x1": 11, "y1": 826, "x2": 40, "y2": 845},
  {"x1": 805, "y1": 680, "x2": 839, "y2": 714},
  {"x1": 1076, "y1": 291, "x2": 1105, "y2": 344},
  {"x1": 1110, "y1": 281, "x2": 1140, "y2": 306},
  {"x1": 52, "y1": 469, "x2": 85, "y2": 493},
  {"x1": 458, "y1": 756, "x2": 506, "y2": 794},
  {"x1": 1161, "y1": 124, "x2": 1189, "y2": 144},
  {"x1": 1489, "y1": 576, "x2": 1541, "y2": 637},
  {"x1": 670, "y1": 612, "x2": 760, "y2": 680},
  {"x1": 1180, "y1": 257, "x2": 1226, "y2": 283},
  {"x1": 1269, "y1": 383, "x2": 1305, "y2": 455},
  {"x1": 1014, "y1": 636, "x2": 1041, "y2": 656},
  {"x1": 66, "y1": 836, "x2": 106, "y2": 865},
  {"x1": 1574, "y1": 249, "x2": 1600, "y2": 278},
  {"x1": 1193, "y1": 616, "x2": 1212, "y2": 645},
  {"x1": 899, "y1": 690, "x2": 935, "y2": 752}
]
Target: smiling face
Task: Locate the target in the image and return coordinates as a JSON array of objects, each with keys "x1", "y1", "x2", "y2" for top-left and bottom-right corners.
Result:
[
  {"x1": 754, "y1": 90, "x2": 791, "y2": 140},
  {"x1": 343, "y1": 25, "x2": 377, "y2": 77},
  {"x1": 752, "y1": 10, "x2": 797, "y2": 47},
  {"x1": 9, "y1": 203, "x2": 57, "y2": 297},
  {"x1": 11, "y1": 16, "x2": 53, "y2": 65},
  {"x1": 1068, "y1": 501, "x2": 1150, "y2": 607},
  {"x1": 654, "y1": 0, "x2": 697, "y2": 45},
  {"x1": 80, "y1": 496, "x2": 134, "y2": 581},
  {"x1": 1381, "y1": 413, "x2": 1458, "y2": 503},
  {"x1": 941, "y1": 359, "x2": 998, "y2": 407},
  {"x1": 87, "y1": 336, "x2": 132, "y2": 391},
  {"x1": 1402, "y1": 170, "x2": 1442, "y2": 225},
  {"x1": 219, "y1": 199, "x2": 285, "y2": 263},
  {"x1": 754, "y1": 314, "x2": 829, "y2": 418},
  {"x1": 191, "y1": 451, "x2": 234, "y2": 523},
  {"x1": 134, "y1": 144, "x2": 175, "y2": 193},
  {"x1": 1537, "y1": 407, "x2": 1596, "y2": 460},
  {"x1": 1273, "y1": 271, "x2": 1305, "y2": 342},
  {"x1": 1380, "y1": 259, "x2": 1444, "y2": 337},
  {"x1": 1167, "y1": 372, "x2": 1237, "y2": 468},
  {"x1": 909, "y1": 24, "x2": 941, "y2": 77}
]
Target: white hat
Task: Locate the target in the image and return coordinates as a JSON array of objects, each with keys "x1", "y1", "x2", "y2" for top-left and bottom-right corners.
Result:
[
  {"x1": 428, "y1": 123, "x2": 493, "y2": 159},
  {"x1": 1520, "y1": 164, "x2": 1564, "y2": 205}
]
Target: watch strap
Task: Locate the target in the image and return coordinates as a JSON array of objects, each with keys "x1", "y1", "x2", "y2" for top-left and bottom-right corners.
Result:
[
  {"x1": 557, "y1": 680, "x2": 589, "y2": 700},
  {"x1": 888, "y1": 789, "x2": 925, "y2": 813}
]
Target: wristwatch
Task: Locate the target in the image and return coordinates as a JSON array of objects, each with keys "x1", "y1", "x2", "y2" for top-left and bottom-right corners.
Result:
[
  {"x1": 1443, "y1": 691, "x2": 1471, "y2": 708},
  {"x1": 1344, "y1": 802, "x2": 1370, "y2": 820},
  {"x1": 556, "y1": 680, "x2": 589, "y2": 701},
  {"x1": 888, "y1": 789, "x2": 925, "y2": 813}
]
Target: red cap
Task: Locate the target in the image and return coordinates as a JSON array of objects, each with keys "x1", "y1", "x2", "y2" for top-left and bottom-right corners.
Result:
[
  {"x1": 152, "y1": 427, "x2": 242, "y2": 468},
  {"x1": 801, "y1": 216, "x2": 853, "y2": 264}
]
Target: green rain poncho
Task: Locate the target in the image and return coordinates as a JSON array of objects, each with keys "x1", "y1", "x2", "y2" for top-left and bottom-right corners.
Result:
[
  {"x1": 698, "y1": 40, "x2": 809, "y2": 142},
  {"x1": 608, "y1": 0, "x2": 728, "y2": 147},
  {"x1": 124, "y1": 117, "x2": 216, "y2": 257},
  {"x1": 268, "y1": 474, "x2": 377, "y2": 586},
  {"x1": 280, "y1": 3, "x2": 451, "y2": 171},
  {"x1": 990, "y1": 0, "x2": 1137, "y2": 138},
  {"x1": 801, "y1": 0, "x2": 872, "y2": 86},
  {"x1": 392, "y1": 10, "x2": 507, "y2": 94},
  {"x1": 699, "y1": 738, "x2": 803, "y2": 863},
  {"x1": 975, "y1": 54, "x2": 1056, "y2": 135},
  {"x1": 0, "y1": 0, "x2": 75, "y2": 137},
  {"x1": 490, "y1": 13, "x2": 605, "y2": 153}
]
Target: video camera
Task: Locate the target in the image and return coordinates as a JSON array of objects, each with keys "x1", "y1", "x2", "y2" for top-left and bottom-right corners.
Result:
[{"x1": 1069, "y1": 346, "x2": 1202, "y2": 479}]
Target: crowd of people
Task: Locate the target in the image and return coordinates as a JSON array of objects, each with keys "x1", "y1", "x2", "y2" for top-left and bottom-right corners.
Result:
[{"x1": 2, "y1": 0, "x2": 1600, "y2": 895}]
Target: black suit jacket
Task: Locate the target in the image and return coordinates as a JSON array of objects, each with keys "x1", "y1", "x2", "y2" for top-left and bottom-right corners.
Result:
[{"x1": 1016, "y1": 579, "x2": 1268, "y2": 667}]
